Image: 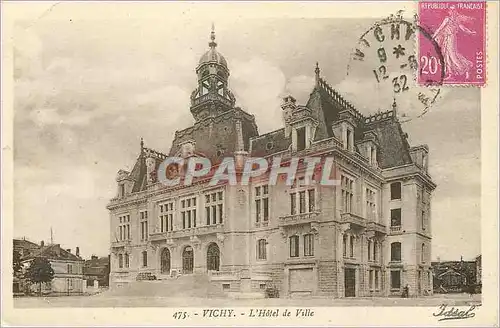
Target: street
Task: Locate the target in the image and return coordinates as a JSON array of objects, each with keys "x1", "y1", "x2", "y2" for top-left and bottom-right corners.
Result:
[{"x1": 14, "y1": 292, "x2": 481, "y2": 308}]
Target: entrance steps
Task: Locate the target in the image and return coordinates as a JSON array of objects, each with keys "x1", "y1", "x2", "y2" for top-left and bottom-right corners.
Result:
[{"x1": 104, "y1": 274, "x2": 225, "y2": 298}]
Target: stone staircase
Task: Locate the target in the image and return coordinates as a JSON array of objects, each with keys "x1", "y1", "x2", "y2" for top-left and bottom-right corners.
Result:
[{"x1": 102, "y1": 274, "x2": 225, "y2": 298}]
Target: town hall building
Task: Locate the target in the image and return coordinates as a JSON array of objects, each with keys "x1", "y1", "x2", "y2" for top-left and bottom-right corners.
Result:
[{"x1": 107, "y1": 28, "x2": 436, "y2": 298}]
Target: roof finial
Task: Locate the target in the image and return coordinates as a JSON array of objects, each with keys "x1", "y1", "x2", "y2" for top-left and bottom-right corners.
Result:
[
  {"x1": 392, "y1": 97, "x2": 397, "y2": 110},
  {"x1": 140, "y1": 137, "x2": 144, "y2": 152},
  {"x1": 209, "y1": 23, "x2": 217, "y2": 48},
  {"x1": 315, "y1": 62, "x2": 320, "y2": 85}
]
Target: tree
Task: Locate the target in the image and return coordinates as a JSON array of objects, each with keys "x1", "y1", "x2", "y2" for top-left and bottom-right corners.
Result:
[
  {"x1": 25, "y1": 257, "x2": 54, "y2": 296},
  {"x1": 13, "y1": 250, "x2": 23, "y2": 276}
]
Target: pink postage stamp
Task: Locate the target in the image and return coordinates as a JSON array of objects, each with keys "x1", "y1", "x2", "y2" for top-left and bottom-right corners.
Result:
[{"x1": 418, "y1": 1, "x2": 486, "y2": 86}]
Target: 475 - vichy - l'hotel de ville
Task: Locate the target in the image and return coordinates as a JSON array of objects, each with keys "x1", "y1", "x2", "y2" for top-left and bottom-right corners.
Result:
[{"x1": 106, "y1": 28, "x2": 436, "y2": 298}]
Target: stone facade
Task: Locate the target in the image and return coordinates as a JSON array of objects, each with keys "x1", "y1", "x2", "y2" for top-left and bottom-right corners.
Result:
[{"x1": 107, "y1": 29, "x2": 436, "y2": 298}]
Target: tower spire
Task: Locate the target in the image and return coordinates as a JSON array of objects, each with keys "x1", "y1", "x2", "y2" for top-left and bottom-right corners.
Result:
[
  {"x1": 315, "y1": 62, "x2": 320, "y2": 85},
  {"x1": 209, "y1": 23, "x2": 217, "y2": 48}
]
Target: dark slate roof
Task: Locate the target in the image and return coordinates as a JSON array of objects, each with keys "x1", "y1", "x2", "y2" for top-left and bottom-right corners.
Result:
[
  {"x1": 168, "y1": 107, "x2": 258, "y2": 161},
  {"x1": 120, "y1": 74, "x2": 420, "y2": 194},
  {"x1": 249, "y1": 77, "x2": 412, "y2": 170},
  {"x1": 13, "y1": 239, "x2": 39, "y2": 252},
  {"x1": 124, "y1": 107, "x2": 259, "y2": 193},
  {"x1": 364, "y1": 117, "x2": 413, "y2": 168},
  {"x1": 24, "y1": 244, "x2": 83, "y2": 262},
  {"x1": 250, "y1": 128, "x2": 291, "y2": 157}
]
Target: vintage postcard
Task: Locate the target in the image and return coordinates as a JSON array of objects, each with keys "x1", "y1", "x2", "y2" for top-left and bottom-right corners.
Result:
[{"x1": 1, "y1": 1, "x2": 498, "y2": 326}]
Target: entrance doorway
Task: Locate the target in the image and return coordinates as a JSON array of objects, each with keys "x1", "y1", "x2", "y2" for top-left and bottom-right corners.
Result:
[
  {"x1": 206, "y1": 243, "x2": 220, "y2": 271},
  {"x1": 344, "y1": 268, "x2": 356, "y2": 297},
  {"x1": 182, "y1": 246, "x2": 194, "y2": 274},
  {"x1": 161, "y1": 248, "x2": 171, "y2": 274}
]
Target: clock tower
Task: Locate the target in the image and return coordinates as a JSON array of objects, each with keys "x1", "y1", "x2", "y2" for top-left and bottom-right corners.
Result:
[{"x1": 190, "y1": 25, "x2": 236, "y2": 121}]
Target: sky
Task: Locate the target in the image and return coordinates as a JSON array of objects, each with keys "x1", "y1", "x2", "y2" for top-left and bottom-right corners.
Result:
[{"x1": 13, "y1": 10, "x2": 480, "y2": 261}]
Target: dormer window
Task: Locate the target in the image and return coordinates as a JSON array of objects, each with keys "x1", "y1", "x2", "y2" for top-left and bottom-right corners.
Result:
[
  {"x1": 119, "y1": 184, "x2": 125, "y2": 198},
  {"x1": 346, "y1": 128, "x2": 354, "y2": 151},
  {"x1": 297, "y1": 127, "x2": 306, "y2": 151}
]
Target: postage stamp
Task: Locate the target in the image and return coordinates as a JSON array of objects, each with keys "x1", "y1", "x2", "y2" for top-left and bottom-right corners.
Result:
[{"x1": 418, "y1": 1, "x2": 486, "y2": 86}]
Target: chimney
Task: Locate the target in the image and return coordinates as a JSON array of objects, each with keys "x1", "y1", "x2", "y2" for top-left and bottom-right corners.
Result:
[
  {"x1": 40, "y1": 240, "x2": 44, "y2": 247},
  {"x1": 76, "y1": 247, "x2": 80, "y2": 257}
]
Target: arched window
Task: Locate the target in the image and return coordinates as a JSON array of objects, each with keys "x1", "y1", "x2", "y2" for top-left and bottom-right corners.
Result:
[
  {"x1": 391, "y1": 242, "x2": 402, "y2": 262},
  {"x1": 118, "y1": 254, "x2": 123, "y2": 268},
  {"x1": 142, "y1": 250, "x2": 148, "y2": 267},
  {"x1": 125, "y1": 253, "x2": 129, "y2": 268},
  {"x1": 289, "y1": 235, "x2": 299, "y2": 258},
  {"x1": 257, "y1": 239, "x2": 267, "y2": 260},
  {"x1": 182, "y1": 246, "x2": 194, "y2": 274},
  {"x1": 207, "y1": 243, "x2": 220, "y2": 271}
]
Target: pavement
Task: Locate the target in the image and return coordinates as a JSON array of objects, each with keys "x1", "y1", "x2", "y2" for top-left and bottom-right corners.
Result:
[{"x1": 13, "y1": 292, "x2": 481, "y2": 308}]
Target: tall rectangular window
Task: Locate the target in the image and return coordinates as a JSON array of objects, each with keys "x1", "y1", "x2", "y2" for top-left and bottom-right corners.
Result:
[
  {"x1": 205, "y1": 190, "x2": 224, "y2": 225},
  {"x1": 181, "y1": 196, "x2": 197, "y2": 229},
  {"x1": 290, "y1": 177, "x2": 315, "y2": 216},
  {"x1": 343, "y1": 234, "x2": 347, "y2": 257},
  {"x1": 289, "y1": 235, "x2": 299, "y2": 257},
  {"x1": 391, "y1": 208, "x2": 402, "y2": 227},
  {"x1": 290, "y1": 193, "x2": 296, "y2": 215},
  {"x1": 159, "y1": 202, "x2": 174, "y2": 232},
  {"x1": 375, "y1": 270, "x2": 380, "y2": 290},
  {"x1": 140, "y1": 210, "x2": 149, "y2": 241},
  {"x1": 391, "y1": 242, "x2": 402, "y2": 262},
  {"x1": 365, "y1": 188, "x2": 376, "y2": 220},
  {"x1": 257, "y1": 239, "x2": 267, "y2": 260},
  {"x1": 297, "y1": 127, "x2": 306, "y2": 151},
  {"x1": 341, "y1": 175, "x2": 354, "y2": 213},
  {"x1": 421, "y1": 210, "x2": 426, "y2": 230},
  {"x1": 142, "y1": 251, "x2": 148, "y2": 267},
  {"x1": 118, "y1": 214, "x2": 131, "y2": 241},
  {"x1": 119, "y1": 184, "x2": 125, "y2": 198},
  {"x1": 390, "y1": 182, "x2": 401, "y2": 200},
  {"x1": 346, "y1": 129, "x2": 352, "y2": 150},
  {"x1": 304, "y1": 234, "x2": 314, "y2": 256},
  {"x1": 391, "y1": 270, "x2": 401, "y2": 289},
  {"x1": 367, "y1": 240, "x2": 372, "y2": 261},
  {"x1": 254, "y1": 186, "x2": 269, "y2": 223},
  {"x1": 299, "y1": 191, "x2": 306, "y2": 213},
  {"x1": 349, "y1": 235, "x2": 355, "y2": 258},
  {"x1": 118, "y1": 254, "x2": 123, "y2": 268}
]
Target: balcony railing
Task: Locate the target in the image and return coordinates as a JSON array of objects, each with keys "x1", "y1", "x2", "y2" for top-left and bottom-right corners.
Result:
[
  {"x1": 367, "y1": 221, "x2": 387, "y2": 234},
  {"x1": 279, "y1": 212, "x2": 320, "y2": 227},
  {"x1": 111, "y1": 240, "x2": 131, "y2": 248},
  {"x1": 149, "y1": 223, "x2": 224, "y2": 241},
  {"x1": 390, "y1": 225, "x2": 402, "y2": 233},
  {"x1": 340, "y1": 212, "x2": 366, "y2": 228}
]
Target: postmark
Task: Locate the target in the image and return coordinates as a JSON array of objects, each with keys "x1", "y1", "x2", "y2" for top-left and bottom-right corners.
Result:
[
  {"x1": 347, "y1": 11, "x2": 444, "y2": 123},
  {"x1": 418, "y1": 1, "x2": 486, "y2": 86}
]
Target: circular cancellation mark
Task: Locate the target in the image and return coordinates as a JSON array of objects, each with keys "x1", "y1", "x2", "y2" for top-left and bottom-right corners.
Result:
[{"x1": 346, "y1": 11, "x2": 445, "y2": 123}]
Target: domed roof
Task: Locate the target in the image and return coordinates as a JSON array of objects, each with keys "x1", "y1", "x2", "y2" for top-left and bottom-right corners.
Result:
[
  {"x1": 199, "y1": 47, "x2": 228, "y2": 68},
  {"x1": 198, "y1": 26, "x2": 228, "y2": 68}
]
